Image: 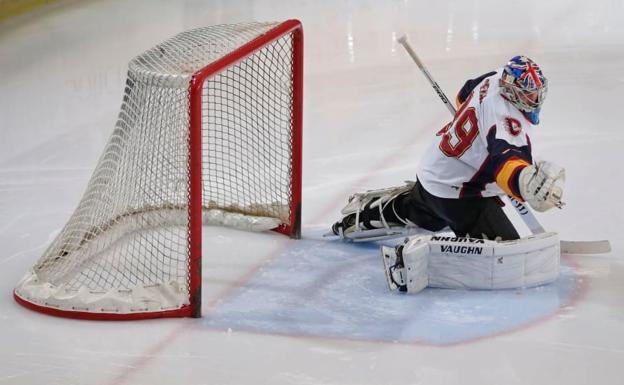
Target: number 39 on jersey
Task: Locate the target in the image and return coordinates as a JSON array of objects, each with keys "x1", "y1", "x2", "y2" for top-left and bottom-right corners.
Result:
[{"x1": 436, "y1": 93, "x2": 478, "y2": 158}]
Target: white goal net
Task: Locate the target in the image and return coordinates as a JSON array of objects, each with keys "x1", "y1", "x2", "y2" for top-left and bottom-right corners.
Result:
[{"x1": 14, "y1": 20, "x2": 303, "y2": 319}]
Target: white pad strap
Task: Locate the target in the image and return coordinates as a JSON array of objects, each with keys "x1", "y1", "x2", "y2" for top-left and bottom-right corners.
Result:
[
  {"x1": 399, "y1": 232, "x2": 560, "y2": 293},
  {"x1": 336, "y1": 181, "x2": 417, "y2": 240},
  {"x1": 336, "y1": 225, "x2": 435, "y2": 243}
]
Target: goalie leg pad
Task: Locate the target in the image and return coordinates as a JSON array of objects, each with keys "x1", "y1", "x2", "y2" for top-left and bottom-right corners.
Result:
[
  {"x1": 381, "y1": 245, "x2": 407, "y2": 292},
  {"x1": 380, "y1": 241, "x2": 428, "y2": 293},
  {"x1": 332, "y1": 181, "x2": 417, "y2": 240},
  {"x1": 385, "y1": 232, "x2": 560, "y2": 293}
]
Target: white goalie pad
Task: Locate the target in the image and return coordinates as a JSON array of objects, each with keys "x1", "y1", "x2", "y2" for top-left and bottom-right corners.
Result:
[
  {"x1": 330, "y1": 181, "x2": 422, "y2": 242},
  {"x1": 386, "y1": 232, "x2": 560, "y2": 293},
  {"x1": 336, "y1": 225, "x2": 435, "y2": 242}
]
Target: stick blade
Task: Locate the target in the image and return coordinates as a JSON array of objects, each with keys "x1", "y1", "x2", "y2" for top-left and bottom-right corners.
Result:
[{"x1": 561, "y1": 240, "x2": 611, "y2": 254}]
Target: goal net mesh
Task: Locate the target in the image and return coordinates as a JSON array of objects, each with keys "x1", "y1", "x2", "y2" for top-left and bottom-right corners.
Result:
[{"x1": 15, "y1": 21, "x2": 297, "y2": 316}]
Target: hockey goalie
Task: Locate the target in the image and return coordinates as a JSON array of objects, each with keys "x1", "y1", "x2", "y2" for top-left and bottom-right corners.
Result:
[{"x1": 331, "y1": 56, "x2": 565, "y2": 293}]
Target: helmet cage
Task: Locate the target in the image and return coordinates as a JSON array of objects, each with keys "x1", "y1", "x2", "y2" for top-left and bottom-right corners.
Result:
[{"x1": 500, "y1": 71, "x2": 548, "y2": 113}]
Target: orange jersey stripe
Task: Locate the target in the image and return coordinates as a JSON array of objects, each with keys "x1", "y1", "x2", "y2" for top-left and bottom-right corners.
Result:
[
  {"x1": 455, "y1": 94, "x2": 463, "y2": 109},
  {"x1": 495, "y1": 158, "x2": 529, "y2": 200}
]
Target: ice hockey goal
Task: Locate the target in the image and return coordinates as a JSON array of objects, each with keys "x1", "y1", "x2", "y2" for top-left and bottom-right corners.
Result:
[{"x1": 13, "y1": 20, "x2": 303, "y2": 320}]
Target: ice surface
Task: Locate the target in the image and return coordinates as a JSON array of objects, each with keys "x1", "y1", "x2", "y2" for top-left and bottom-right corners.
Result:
[
  {"x1": 204, "y1": 230, "x2": 583, "y2": 346},
  {"x1": 1, "y1": 0, "x2": 623, "y2": 384}
]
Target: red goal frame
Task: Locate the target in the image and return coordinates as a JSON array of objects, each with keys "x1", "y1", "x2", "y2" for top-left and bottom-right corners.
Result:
[
  {"x1": 14, "y1": 20, "x2": 303, "y2": 320},
  {"x1": 188, "y1": 19, "x2": 303, "y2": 318}
]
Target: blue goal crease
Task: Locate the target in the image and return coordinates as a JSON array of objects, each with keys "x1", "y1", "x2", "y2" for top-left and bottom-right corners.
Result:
[{"x1": 201, "y1": 231, "x2": 581, "y2": 345}]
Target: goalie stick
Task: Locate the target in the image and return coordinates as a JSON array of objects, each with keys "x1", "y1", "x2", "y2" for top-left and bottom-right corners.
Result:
[{"x1": 397, "y1": 35, "x2": 611, "y2": 255}]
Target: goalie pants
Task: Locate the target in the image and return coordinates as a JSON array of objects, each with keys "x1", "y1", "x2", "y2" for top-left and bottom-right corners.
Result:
[{"x1": 388, "y1": 180, "x2": 520, "y2": 241}]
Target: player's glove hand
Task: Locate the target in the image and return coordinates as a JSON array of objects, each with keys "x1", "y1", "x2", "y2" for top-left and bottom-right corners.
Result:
[{"x1": 519, "y1": 160, "x2": 565, "y2": 212}]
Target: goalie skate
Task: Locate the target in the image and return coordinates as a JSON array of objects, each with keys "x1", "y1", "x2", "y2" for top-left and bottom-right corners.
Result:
[
  {"x1": 326, "y1": 225, "x2": 433, "y2": 242},
  {"x1": 331, "y1": 181, "x2": 420, "y2": 241}
]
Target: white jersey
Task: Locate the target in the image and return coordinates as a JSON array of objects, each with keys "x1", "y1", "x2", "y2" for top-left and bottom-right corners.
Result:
[{"x1": 417, "y1": 68, "x2": 534, "y2": 200}]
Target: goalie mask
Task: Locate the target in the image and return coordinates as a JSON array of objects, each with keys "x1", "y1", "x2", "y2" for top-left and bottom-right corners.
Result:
[{"x1": 500, "y1": 55, "x2": 548, "y2": 125}]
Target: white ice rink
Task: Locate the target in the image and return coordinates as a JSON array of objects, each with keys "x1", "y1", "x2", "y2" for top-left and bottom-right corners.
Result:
[{"x1": 1, "y1": 0, "x2": 623, "y2": 384}]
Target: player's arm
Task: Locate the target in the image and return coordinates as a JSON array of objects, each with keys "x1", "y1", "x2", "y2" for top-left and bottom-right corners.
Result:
[
  {"x1": 486, "y1": 126, "x2": 532, "y2": 201},
  {"x1": 493, "y1": 153, "x2": 530, "y2": 202},
  {"x1": 488, "y1": 130, "x2": 565, "y2": 212}
]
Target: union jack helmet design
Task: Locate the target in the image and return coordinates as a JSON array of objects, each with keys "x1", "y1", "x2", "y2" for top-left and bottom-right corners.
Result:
[{"x1": 500, "y1": 55, "x2": 548, "y2": 124}]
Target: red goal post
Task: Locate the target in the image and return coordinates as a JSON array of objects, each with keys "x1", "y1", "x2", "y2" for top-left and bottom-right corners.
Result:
[{"x1": 187, "y1": 20, "x2": 303, "y2": 318}]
